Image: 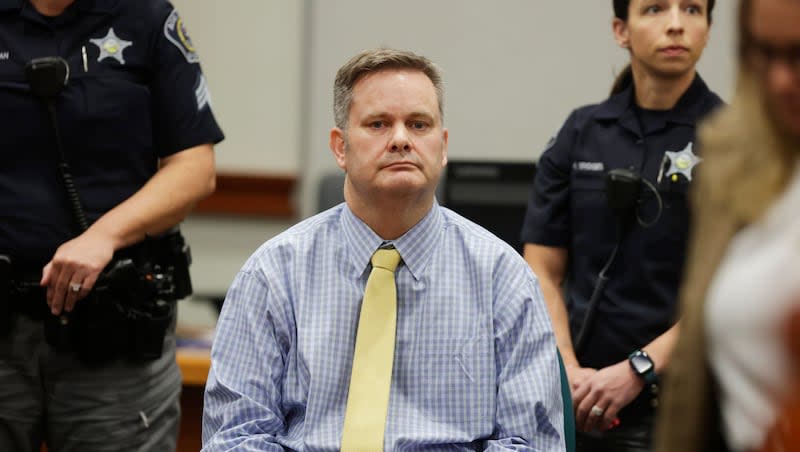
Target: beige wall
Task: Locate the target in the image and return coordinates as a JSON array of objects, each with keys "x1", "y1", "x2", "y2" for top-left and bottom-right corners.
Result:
[
  {"x1": 170, "y1": 0, "x2": 305, "y2": 176},
  {"x1": 170, "y1": 0, "x2": 737, "y2": 296}
]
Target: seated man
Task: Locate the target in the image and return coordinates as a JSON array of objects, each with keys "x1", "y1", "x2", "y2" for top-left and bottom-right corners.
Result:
[{"x1": 201, "y1": 48, "x2": 564, "y2": 451}]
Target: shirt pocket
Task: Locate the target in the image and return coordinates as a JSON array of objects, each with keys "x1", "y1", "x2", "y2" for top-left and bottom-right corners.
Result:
[
  {"x1": 0, "y1": 62, "x2": 43, "y2": 151},
  {"x1": 570, "y1": 171, "x2": 607, "y2": 212},
  {"x1": 643, "y1": 182, "x2": 690, "y2": 261},
  {"x1": 569, "y1": 171, "x2": 616, "y2": 245},
  {"x1": 418, "y1": 334, "x2": 493, "y2": 426},
  {"x1": 77, "y1": 74, "x2": 153, "y2": 157}
]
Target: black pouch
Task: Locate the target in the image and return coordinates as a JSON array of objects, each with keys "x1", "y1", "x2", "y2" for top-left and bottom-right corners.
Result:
[
  {"x1": 0, "y1": 256, "x2": 11, "y2": 339},
  {"x1": 144, "y1": 231, "x2": 193, "y2": 301},
  {"x1": 171, "y1": 235, "x2": 193, "y2": 300},
  {"x1": 129, "y1": 300, "x2": 175, "y2": 361},
  {"x1": 70, "y1": 295, "x2": 129, "y2": 366}
]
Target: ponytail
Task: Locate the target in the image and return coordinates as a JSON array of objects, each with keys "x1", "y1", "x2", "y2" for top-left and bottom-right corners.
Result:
[{"x1": 610, "y1": 64, "x2": 633, "y2": 96}]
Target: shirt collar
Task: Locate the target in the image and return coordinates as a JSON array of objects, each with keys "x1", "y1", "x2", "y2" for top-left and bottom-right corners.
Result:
[
  {"x1": 594, "y1": 74, "x2": 713, "y2": 134},
  {"x1": 341, "y1": 201, "x2": 443, "y2": 281},
  {"x1": 0, "y1": 0, "x2": 22, "y2": 12},
  {"x1": 0, "y1": 0, "x2": 116, "y2": 14},
  {"x1": 73, "y1": 0, "x2": 116, "y2": 13},
  {"x1": 664, "y1": 74, "x2": 713, "y2": 126}
]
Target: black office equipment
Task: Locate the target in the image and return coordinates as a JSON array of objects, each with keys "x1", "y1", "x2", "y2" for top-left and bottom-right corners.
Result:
[{"x1": 441, "y1": 160, "x2": 536, "y2": 254}]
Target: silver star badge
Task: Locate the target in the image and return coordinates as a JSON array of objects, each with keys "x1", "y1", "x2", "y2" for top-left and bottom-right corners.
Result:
[
  {"x1": 663, "y1": 142, "x2": 702, "y2": 182},
  {"x1": 89, "y1": 28, "x2": 132, "y2": 65}
]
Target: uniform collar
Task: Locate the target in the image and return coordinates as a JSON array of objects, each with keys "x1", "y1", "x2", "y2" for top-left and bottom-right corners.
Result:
[
  {"x1": 594, "y1": 74, "x2": 713, "y2": 137},
  {"x1": 0, "y1": 0, "x2": 22, "y2": 12},
  {"x1": 73, "y1": 0, "x2": 116, "y2": 14},
  {"x1": 0, "y1": 0, "x2": 116, "y2": 14}
]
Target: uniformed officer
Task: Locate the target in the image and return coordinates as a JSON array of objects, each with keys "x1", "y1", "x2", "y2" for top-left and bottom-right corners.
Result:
[
  {"x1": 521, "y1": 1, "x2": 722, "y2": 450},
  {"x1": 0, "y1": 0, "x2": 223, "y2": 451}
]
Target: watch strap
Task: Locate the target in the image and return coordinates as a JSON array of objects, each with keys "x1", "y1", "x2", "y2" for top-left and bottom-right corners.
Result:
[{"x1": 629, "y1": 349, "x2": 658, "y2": 385}]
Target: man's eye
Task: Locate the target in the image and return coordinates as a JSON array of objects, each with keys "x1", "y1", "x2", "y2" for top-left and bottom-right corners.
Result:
[
  {"x1": 686, "y1": 5, "x2": 701, "y2": 14},
  {"x1": 644, "y1": 5, "x2": 661, "y2": 14},
  {"x1": 410, "y1": 121, "x2": 428, "y2": 130},
  {"x1": 369, "y1": 121, "x2": 384, "y2": 129}
]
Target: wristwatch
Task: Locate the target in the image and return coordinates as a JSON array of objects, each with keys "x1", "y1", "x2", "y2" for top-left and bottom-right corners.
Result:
[{"x1": 628, "y1": 349, "x2": 658, "y2": 385}]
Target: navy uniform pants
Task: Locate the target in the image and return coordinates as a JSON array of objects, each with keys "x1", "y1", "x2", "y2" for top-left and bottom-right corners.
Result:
[
  {"x1": 0, "y1": 314, "x2": 181, "y2": 452},
  {"x1": 576, "y1": 413, "x2": 654, "y2": 452}
]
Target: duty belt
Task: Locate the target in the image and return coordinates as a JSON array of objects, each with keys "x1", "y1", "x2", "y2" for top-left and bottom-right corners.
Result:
[
  {"x1": 12, "y1": 284, "x2": 49, "y2": 320},
  {"x1": 7, "y1": 268, "x2": 50, "y2": 321}
]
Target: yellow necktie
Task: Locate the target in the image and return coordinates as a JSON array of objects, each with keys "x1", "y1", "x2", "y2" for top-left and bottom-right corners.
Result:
[{"x1": 340, "y1": 248, "x2": 402, "y2": 452}]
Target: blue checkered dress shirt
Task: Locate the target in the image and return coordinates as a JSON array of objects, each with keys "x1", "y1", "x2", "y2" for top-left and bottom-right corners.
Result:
[{"x1": 202, "y1": 202, "x2": 564, "y2": 451}]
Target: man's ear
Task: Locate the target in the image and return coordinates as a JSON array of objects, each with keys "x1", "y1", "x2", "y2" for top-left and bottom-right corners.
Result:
[
  {"x1": 441, "y1": 128, "x2": 449, "y2": 167},
  {"x1": 330, "y1": 127, "x2": 347, "y2": 170},
  {"x1": 612, "y1": 17, "x2": 630, "y2": 49}
]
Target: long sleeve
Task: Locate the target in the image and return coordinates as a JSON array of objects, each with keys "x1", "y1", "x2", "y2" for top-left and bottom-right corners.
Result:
[
  {"x1": 485, "y1": 258, "x2": 565, "y2": 451},
  {"x1": 202, "y1": 265, "x2": 292, "y2": 451},
  {"x1": 202, "y1": 204, "x2": 569, "y2": 449}
]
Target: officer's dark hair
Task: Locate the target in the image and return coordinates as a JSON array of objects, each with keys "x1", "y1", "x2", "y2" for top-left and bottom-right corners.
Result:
[
  {"x1": 610, "y1": 0, "x2": 716, "y2": 95},
  {"x1": 333, "y1": 48, "x2": 444, "y2": 130}
]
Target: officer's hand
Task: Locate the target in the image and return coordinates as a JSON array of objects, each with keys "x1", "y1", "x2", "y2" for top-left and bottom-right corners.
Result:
[
  {"x1": 40, "y1": 232, "x2": 115, "y2": 315},
  {"x1": 572, "y1": 360, "x2": 644, "y2": 433},
  {"x1": 565, "y1": 364, "x2": 597, "y2": 397}
]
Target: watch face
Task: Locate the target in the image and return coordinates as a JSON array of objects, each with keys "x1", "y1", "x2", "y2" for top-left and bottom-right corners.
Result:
[{"x1": 631, "y1": 353, "x2": 654, "y2": 374}]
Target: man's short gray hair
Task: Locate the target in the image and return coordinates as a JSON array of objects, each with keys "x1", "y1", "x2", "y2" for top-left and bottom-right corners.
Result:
[{"x1": 333, "y1": 48, "x2": 444, "y2": 130}]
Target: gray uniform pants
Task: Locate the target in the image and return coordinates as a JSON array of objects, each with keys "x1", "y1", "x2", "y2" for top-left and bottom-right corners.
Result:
[{"x1": 0, "y1": 314, "x2": 181, "y2": 452}]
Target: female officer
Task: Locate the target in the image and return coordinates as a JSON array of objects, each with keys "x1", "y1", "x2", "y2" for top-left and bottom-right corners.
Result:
[
  {"x1": 0, "y1": 0, "x2": 223, "y2": 451},
  {"x1": 520, "y1": 0, "x2": 721, "y2": 450}
]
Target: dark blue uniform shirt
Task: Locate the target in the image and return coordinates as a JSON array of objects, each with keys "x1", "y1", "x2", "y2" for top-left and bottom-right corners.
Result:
[
  {"x1": 0, "y1": 0, "x2": 224, "y2": 265},
  {"x1": 521, "y1": 75, "x2": 722, "y2": 407}
]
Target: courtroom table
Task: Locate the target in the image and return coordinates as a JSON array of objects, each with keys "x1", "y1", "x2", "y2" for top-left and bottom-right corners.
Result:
[{"x1": 176, "y1": 347, "x2": 212, "y2": 452}]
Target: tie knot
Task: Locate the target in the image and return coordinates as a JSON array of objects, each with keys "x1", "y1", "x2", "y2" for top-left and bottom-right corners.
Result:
[{"x1": 371, "y1": 248, "x2": 401, "y2": 272}]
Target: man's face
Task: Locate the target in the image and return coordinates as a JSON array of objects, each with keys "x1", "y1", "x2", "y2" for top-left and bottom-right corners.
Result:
[
  {"x1": 748, "y1": 0, "x2": 800, "y2": 139},
  {"x1": 330, "y1": 69, "x2": 448, "y2": 204},
  {"x1": 615, "y1": 0, "x2": 710, "y2": 80}
]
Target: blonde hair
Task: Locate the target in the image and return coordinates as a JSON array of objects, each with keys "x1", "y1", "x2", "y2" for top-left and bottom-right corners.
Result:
[{"x1": 697, "y1": 69, "x2": 799, "y2": 223}]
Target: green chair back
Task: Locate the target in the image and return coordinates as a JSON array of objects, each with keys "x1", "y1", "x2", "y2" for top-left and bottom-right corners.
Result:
[{"x1": 557, "y1": 351, "x2": 576, "y2": 452}]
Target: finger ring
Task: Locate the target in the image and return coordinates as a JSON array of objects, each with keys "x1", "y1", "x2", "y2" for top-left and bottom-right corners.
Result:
[
  {"x1": 69, "y1": 282, "x2": 82, "y2": 293},
  {"x1": 590, "y1": 405, "x2": 605, "y2": 417}
]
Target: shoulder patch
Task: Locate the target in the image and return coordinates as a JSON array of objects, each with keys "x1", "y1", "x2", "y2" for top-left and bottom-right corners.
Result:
[
  {"x1": 164, "y1": 9, "x2": 199, "y2": 63},
  {"x1": 194, "y1": 73, "x2": 211, "y2": 111}
]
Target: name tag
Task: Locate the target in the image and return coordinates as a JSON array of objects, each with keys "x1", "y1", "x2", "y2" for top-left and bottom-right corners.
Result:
[{"x1": 573, "y1": 161, "x2": 604, "y2": 172}]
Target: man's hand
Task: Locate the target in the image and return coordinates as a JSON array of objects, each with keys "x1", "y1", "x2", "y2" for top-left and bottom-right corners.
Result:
[
  {"x1": 572, "y1": 360, "x2": 644, "y2": 433},
  {"x1": 40, "y1": 231, "x2": 115, "y2": 315}
]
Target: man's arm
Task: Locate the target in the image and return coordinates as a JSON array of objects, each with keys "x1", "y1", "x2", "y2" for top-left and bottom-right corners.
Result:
[
  {"x1": 202, "y1": 268, "x2": 289, "y2": 451},
  {"x1": 485, "y1": 259, "x2": 565, "y2": 451},
  {"x1": 524, "y1": 243, "x2": 597, "y2": 391},
  {"x1": 42, "y1": 144, "x2": 216, "y2": 315}
]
